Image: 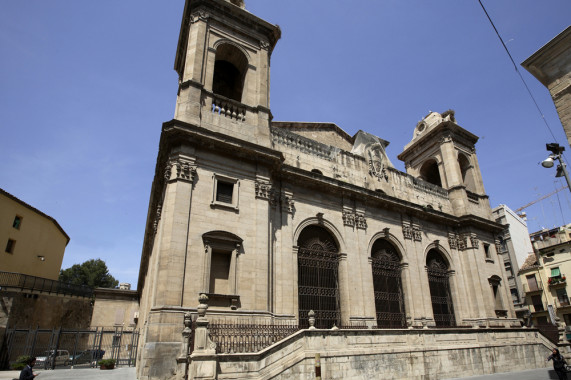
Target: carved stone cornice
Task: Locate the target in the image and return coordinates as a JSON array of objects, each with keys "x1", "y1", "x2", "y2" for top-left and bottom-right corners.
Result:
[
  {"x1": 152, "y1": 204, "x2": 162, "y2": 237},
  {"x1": 259, "y1": 40, "x2": 270, "y2": 51}
]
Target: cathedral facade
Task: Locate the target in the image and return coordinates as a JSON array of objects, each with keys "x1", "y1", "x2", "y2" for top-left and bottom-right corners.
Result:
[{"x1": 135, "y1": 1, "x2": 550, "y2": 379}]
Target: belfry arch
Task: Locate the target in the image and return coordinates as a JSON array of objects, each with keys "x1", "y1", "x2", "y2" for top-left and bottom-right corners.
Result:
[
  {"x1": 297, "y1": 225, "x2": 341, "y2": 329},
  {"x1": 212, "y1": 43, "x2": 249, "y2": 102},
  {"x1": 426, "y1": 248, "x2": 456, "y2": 327},
  {"x1": 419, "y1": 159, "x2": 442, "y2": 187},
  {"x1": 370, "y1": 238, "x2": 406, "y2": 328}
]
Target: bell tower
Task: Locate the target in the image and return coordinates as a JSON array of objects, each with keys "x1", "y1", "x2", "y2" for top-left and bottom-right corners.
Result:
[
  {"x1": 398, "y1": 110, "x2": 491, "y2": 218},
  {"x1": 173, "y1": 0, "x2": 281, "y2": 147}
]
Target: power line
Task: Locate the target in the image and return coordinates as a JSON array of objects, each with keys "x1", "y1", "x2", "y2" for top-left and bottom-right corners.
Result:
[{"x1": 477, "y1": 0, "x2": 560, "y2": 144}]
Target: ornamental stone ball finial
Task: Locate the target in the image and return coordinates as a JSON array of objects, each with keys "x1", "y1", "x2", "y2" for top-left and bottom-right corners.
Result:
[
  {"x1": 197, "y1": 293, "x2": 209, "y2": 318},
  {"x1": 308, "y1": 310, "x2": 316, "y2": 329}
]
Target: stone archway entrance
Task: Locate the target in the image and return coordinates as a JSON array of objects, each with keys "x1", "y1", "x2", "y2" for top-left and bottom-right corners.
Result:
[
  {"x1": 426, "y1": 249, "x2": 456, "y2": 327},
  {"x1": 371, "y1": 239, "x2": 406, "y2": 328},
  {"x1": 297, "y1": 225, "x2": 340, "y2": 329}
]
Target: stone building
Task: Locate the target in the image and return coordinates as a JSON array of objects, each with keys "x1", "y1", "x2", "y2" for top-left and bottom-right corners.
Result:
[
  {"x1": 135, "y1": 1, "x2": 552, "y2": 378},
  {"x1": 492, "y1": 204, "x2": 534, "y2": 321},
  {"x1": 522, "y1": 25, "x2": 571, "y2": 146},
  {"x1": 519, "y1": 224, "x2": 571, "y2": 327}
]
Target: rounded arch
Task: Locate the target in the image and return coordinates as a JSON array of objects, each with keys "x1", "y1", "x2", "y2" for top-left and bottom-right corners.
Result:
[
  {"x1": 212, "y1": 42, "x2": 249, "y2": 102},
  {"x1": 423, "y1": 243, "x2": 453, "y2": 271},
  {"x1": 425, "y1": 245, "x2": 456, "y2": 327},
  {"x1": 419, "y1": 158, "x2": 442, "y2": 187},
  {"x1": 457, "y1": 152, "x2": 476, "y2": 192},
  {"x1": 367, "y1": 231, "x2": 407, "y2": 264},
  {"x1": 293, "y1": 217, "x2": 345, "y2": 253}
]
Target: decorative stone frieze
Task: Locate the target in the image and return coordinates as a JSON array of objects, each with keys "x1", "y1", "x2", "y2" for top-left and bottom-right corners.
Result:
[
  {"x1": 152, "y1": 204, "x2": 162, "y2": 236},
  {"x1": 255, "y1": 180, "x2": 272, "y2": 200},
  {"x1": 342, "y1": 210, "x2": 355, "y2": 227},
  {"x1": 413, "y1": 225, "x2": 422, "y2": 242},
  {"x1": 281, "y1": 193, "x2": 294, "y2": 213},
  {"x1": 448, "y1": 232, "x2": 458, "y2": 250},
  {"x1": 355, "y1": 213, "x2": 367, "y2": 230},
  {"x1": 457, "y1": 234, "x2": 468, "y2": 250},
  {"x1": 166, "y1": 157, "x2": 197, "y2": 183},
  {"x1": 403, "y1": 223, "x2": 413, "y2": 240},
  {"x1": 470, "y1": 234, "x2": 479, "y2": 249},
  {"x1": 190, "y1": 11, "x2": 209, "y2": 24}
]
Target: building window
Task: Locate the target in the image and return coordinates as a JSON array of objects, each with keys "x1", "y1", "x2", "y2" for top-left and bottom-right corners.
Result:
[
  {"x1": 5, "y1": 239, "x2": 15, "y2": 254},
  {"x1": 504, "y1": 261, "x2": 514, "y2": 278},
  {"x1": 203, "y1": 231, "x2": 242, "y2": 307},
  {"x1": 557, "y1": 288, "x2": 570, "y2": 307},
  {"x1": 12, "y1": 216, "x2": 22, "y2": 229},
  {"x1": 510, "y1": 288, "x2": 520, "y2": 304},
  {"x1": 211, "y1": 174, "x2": 239, "y2": 210},
  {"x1": 531, "y1": 294, "x2": 544, "y2": 312},
  {"x1": 488, "y1": 275, "x2": 505, "y2": 315},
  {"x1": 484, "y1": 243, "x2": 491, "y2": 259}
]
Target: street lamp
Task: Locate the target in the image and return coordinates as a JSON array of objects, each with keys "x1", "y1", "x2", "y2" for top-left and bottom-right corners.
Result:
[{"x1": 542, "y1": 143, "x2": 571, "y2": 189}]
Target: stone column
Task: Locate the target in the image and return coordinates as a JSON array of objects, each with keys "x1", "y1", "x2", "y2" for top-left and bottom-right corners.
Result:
[{"x1": 189, "y1": 294, "x2": 217, "y2": 380}]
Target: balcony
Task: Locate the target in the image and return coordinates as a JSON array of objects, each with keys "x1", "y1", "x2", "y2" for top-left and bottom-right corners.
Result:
[
  {"x1": 522, "y1": 282, "x2": 543, "y2": 295},
  {"x1": 548, "y1": 275, "x2": 567, "y2": 288},
  {"x1": 554, "y1": 297, "x2": 571, "y2": 311}
]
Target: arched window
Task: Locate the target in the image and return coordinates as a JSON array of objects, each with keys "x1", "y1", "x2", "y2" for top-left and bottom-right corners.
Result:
[
  {"x1": 212, "y1": 44, "x2": 248, "y2": 102},
  {"x1": 426, "y1": 249, "x2": 456, "y2": 327},
  {"x1": 419, "y1": 159, "x2": 442, "y2": 187},
  {"x1": 371, "y1": 239, "x2": 406, "y2": 328},
  {"x1": 297, "y1": 225, "x2": 340, "y2": 329},
  {"x1": 458, "y1": 153, "x2": 476, "y2": 192}
]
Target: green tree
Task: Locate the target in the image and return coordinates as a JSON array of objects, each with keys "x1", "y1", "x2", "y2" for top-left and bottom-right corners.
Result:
[{"x1": 59, "y1": 259, "x2": 119, "y2": 288}]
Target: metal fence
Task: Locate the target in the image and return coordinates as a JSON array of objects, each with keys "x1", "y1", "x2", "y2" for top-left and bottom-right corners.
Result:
[
  {"x1": 0, "y1": 327, "x2": 139, "y2": 370},
  {"x1": 208, "y1": 320, "x2": 299, "y2": 354},
  {"x1": 0, "y1": 271, "x2": 93, "y2": 298}
]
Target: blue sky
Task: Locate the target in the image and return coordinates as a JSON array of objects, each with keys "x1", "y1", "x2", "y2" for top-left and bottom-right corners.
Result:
[{"x1": 1, "y1": 1, "x2": 570, "y2": 288}]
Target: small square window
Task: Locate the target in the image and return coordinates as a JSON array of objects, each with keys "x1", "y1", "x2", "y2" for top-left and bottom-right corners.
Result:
[
  {"x1": 216, "y1": 181, "x2": 234, "y2": 204},
  {"x1": 5, "y1": 239, "x2": 16, "y2": 254},
  {"x1": 211, "y1": 174, "x2": 239, "y2": 210},
  {"x1": 484, "y1": 243, "x2": 491, "y2": 258},
  {"x1": 12, "y1": 216, "x2": 22, "y2": 229}
]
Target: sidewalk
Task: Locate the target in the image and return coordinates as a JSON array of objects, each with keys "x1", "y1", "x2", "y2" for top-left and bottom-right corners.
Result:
[
  {"x1": 0, "y1": 367, "x2": 136, "y2": 380},
  {"x1": 0, "y1": 367, "x2": 559, "y2": 380},
  {"x1": 446, "y1": 367, "x2": 559, "y2": 380}
]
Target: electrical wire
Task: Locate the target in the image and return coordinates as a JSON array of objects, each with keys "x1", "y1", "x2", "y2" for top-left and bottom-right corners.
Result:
[{"x1": 477, "y1": 0, "x2": 561, "y2": 146}]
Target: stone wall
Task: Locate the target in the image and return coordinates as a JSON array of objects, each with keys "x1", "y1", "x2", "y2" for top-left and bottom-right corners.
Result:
[
  {"x1": 211, "y1": 328, "x2": 552, "y2": 380},
  {"x1": 0, "y1": 290, "x2": 93, "y2": 329}
]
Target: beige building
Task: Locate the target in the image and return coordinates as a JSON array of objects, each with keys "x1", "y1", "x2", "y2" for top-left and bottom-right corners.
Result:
[
  {"x1": 522, "y1": 25, "x2": 571, "y2": 146},
  {"x1": 0, "y1": 188, "x2": 69, "y2": 280},
  {"x1": 135, "y1": 1, "x2": 552, "y2": 378},
  {"x1": 91, "y1": 288, "x2": 139, "y2": 328},
  {"x1": 519, "y1": 224, "x2": 571, "y2": 327}
]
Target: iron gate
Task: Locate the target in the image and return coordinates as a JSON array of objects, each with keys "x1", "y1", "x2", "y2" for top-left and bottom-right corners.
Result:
[
  {"x1": 372, "y1": 240, "x2": 406, "y2": 328},
  {"x1": 297, "y1": 226, "x2": 341, "y2": 329},
  {"x1": 0, "y1": 327, "x2": 139, "y2": 370},
  {"x1": 427, "y1": 251, "x2": 456, "y2": 327}
]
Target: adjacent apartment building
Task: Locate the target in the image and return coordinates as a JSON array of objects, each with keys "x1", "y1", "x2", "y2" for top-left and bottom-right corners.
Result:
[
  {"x1": 519, "y1": 224, "x2": 571, "y2": 327},
  {"x1": 492, "y1": 204, "x2": 534, "y2": 321},
  {"x1": 0, "y1": 188, "x2": 69, "y2": 280}
]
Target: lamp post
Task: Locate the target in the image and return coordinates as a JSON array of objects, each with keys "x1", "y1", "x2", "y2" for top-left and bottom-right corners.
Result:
[{"x1": 542, "y1": 143, "x2": 571, "y2": 190}]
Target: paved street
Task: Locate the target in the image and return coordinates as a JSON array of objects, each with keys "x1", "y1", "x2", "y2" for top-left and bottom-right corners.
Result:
[{"x1": 0, "y1": 367, "x2": 136, "y2": 380}]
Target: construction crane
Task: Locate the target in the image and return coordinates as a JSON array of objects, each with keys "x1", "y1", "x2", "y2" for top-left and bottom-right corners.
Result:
[{"x1": 514, "y1": 186, "x2": 569, "y2": 213}]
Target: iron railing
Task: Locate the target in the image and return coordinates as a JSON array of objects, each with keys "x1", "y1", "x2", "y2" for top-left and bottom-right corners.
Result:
[
  {"x1": 0, "y1": 271, "x2": 93, "y2": 298},
  {"x1": 208, "y1": 320, "x2": 299, "y2": 354}
]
